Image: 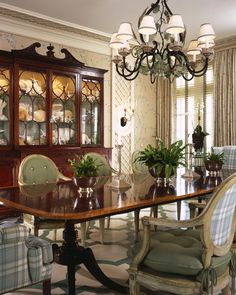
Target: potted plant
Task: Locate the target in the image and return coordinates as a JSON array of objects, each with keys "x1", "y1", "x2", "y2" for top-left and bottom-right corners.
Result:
[
  {"x1": 69, "y1": 155, "x2": 101, "y2": 192},
  {"x1": 204, "y1": 151, "x2": 224, "y2": 176},
  {"x1": 135, "y1": 139, "x2": 187, "y2": 185}
]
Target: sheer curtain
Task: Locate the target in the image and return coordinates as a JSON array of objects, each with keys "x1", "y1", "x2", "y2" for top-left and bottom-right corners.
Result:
[{"x1": 214, "y1": 48, "x2": 236, "y2": 145}]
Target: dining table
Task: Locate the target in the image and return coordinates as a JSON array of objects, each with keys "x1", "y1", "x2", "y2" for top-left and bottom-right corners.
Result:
[{"x1": 0, "y1": 168, "x2": 233, "y2": 295}]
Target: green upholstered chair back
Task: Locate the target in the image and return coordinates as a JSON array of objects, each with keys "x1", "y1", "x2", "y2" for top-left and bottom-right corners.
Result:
[
  {"x1": 131, "y1": 150, "x2": 148, "y2": 174},
  {"x1": 84, "y1": 153, "x2": 112, "y2": 176},
  {"x1": 18, "y1": 154, "x2": 60, "y2": 185}
]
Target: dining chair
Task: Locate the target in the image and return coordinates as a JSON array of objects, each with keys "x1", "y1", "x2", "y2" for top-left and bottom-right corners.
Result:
[
  {"x1": 189, "y1": 145, "x2": 236, "y2": 218},
  {"x1": 128, "y1": 172, "x2": 236, "y2": 295},
  {"x1": 131, "y1": 150, "x2": 181, "y2": 241},
  {"x1": 0, "y1": 221, "x2": 53, "y2": 295},
  {"x1": 18, "y1": 154, "x2": 71, "y2": 239},
  {"x1": 80, "y1": 152, "x2": 112, "y2": 246}
]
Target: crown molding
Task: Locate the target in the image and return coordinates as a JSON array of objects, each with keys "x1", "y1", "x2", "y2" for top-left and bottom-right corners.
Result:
[
  {"x1": 215, "y1": 36, "x2": 236, "y2": 52},
  {"x1": 0, "y1": 5, "x2": 112, "y2": 56}
]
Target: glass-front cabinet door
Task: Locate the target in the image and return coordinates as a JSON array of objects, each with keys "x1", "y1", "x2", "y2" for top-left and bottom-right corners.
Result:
[
  {"x1": 0, "y1": 66, "x2": 10, "y2": 146},
  {"x1": 51, "y1": 74, "x2": 76, "y2": 145},
  {"x1": 81, "y1": 78, "x2": 101, "y2": 145},
  {"x1": 18, "y1": 70, "x2": 47, "y2": 146}
]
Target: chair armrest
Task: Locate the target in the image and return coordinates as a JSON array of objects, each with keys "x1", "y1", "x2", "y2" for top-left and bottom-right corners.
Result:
[
  {"x1": 26, "y1": 235, "x2": 53, "y2": 264},
  {"x1": 58, "y1": 171, "x2": 72, "y2": 181},
  {"x1": 142, "y1": 214, "x2": 204, "y2": 229}
]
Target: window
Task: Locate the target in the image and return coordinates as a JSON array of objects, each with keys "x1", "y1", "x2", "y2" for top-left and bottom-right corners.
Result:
[{"x1": 172, "y1": 65, "x2": 214, "y2": 152}]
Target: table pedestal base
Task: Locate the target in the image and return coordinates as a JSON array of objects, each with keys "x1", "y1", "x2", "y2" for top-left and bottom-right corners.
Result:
[{"x1": 53, "y1": 221, "x2": 127, "y2": 294}]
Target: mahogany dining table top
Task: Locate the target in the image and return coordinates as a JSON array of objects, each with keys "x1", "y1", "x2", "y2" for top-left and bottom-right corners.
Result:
[{"x1": 0, "y1": 168, "x2": 232, "y2": 222}]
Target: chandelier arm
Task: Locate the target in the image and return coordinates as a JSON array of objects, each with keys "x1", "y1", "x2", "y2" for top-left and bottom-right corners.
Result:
[
  {"x1": 166, "y1": 50, "x2": 178, "y2": 70},
  {"x1": 115, "y1": 64, "x2": 140, "y2": 81},
  {"x1": 127, "y1": 53, "x2": 148, "y2": 75},
  {"x1": 158, "y1": 3, "x2": 166, "y2": 52},
  {"x1": 177, "y1": 51, "x2": 209, "y2": 75},
  {"x1": 117, "y1": 54, "x2": 146, "y2": 78},
  {"x1": 150, "y1": 72, "x2": 156, "y2": 84},
  {"x1": 146, "y1": 54, "x2": 156, "y2": 71},
  {"x1": 162, "y1": 0, "x2": 173, "y2": 16}
]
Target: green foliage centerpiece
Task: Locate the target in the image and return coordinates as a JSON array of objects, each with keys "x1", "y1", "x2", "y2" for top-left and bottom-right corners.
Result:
[
  {"x1": 69, "y1": 155, "x2": 100, "y2": 193},
  {"x1": 204, "y1": 151, "x2": 224, "y2": 176},
  {"x1": 136, "y1": 139, "x2": 187, "y2": 186}
]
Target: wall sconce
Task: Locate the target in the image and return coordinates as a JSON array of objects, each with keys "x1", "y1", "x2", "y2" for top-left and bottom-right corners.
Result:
[{"x1": 120, "y1": 108, "x2": 134, "y2": 127}]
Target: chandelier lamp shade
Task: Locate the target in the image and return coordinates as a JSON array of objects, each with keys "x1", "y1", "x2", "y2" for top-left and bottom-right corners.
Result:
[{"x1": 109, "y1": 0, "x2": 215, "y2": 83}]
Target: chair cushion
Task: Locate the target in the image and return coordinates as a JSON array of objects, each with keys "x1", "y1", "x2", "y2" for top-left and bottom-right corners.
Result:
[
  {"x1": 0, "y1": 222, "x2": 29, "y2": 244},
  {"x1": 132, "y1": 229, "x2": 231, "y2": 278}
]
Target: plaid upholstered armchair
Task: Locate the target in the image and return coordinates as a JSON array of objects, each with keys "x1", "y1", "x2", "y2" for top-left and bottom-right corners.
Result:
[
  {"x1": 0, "y1": 221, "x2": 53, "y2": 294},
  {"x1": 129, "y1": 172, "x2": 236, "y2": 295},
  {"x1": 189, "y1": 145, "x2": 236, "y2": 218}
]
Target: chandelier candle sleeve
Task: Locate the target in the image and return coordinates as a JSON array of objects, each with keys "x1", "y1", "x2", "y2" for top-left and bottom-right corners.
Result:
[{"x1": 109, "y1": 0, "x2": 215, "y2": 83}]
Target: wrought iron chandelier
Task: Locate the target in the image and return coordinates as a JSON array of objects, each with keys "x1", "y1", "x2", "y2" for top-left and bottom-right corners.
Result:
[{"x1": 109, "y1": 0, "x2": 215, "y2": 83}]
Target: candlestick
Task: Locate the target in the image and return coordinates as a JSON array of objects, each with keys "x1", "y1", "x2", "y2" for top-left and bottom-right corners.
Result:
[{"x1": 107, "y1": 144, "x2": 131, "y2": 190}]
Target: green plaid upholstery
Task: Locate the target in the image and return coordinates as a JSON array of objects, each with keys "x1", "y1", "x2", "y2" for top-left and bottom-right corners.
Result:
[
  {"x1": 222, "y1": 146, "x2": 236, "y2": 169},
  {"x1": 211, "y1": 183, "x2": 236, "y2": 246},
  {"x1": 212, "y1": 146, "x2": 224, "y2": 155},
  {"x1": 0, "y1": 221, "x2": 28, "y2": 244},
  {"x1": 212, "y1": 146, "x2": 236, "y2": 169},
  {"x1": 26, "y1": 234, "x2": 53, "y2": 264},
  {"x1": 0, "y1": 222, "x2": 52, "y2": 294},
  {"x1": 28, "y1": 246, "x2": 52, "y2": 282}
]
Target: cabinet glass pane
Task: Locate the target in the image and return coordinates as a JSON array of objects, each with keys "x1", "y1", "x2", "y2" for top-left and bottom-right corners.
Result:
[
  {"x1": 81, "y1": 79, "x2": 101, "y2": 145},
  {"x1": 0, "y1": 67, "x2": 10, "y2": 145},
  {"x1": 51, "y1": 75, "x2": 76, "y2": 145},
  {"x1": 19, "y1": 70, "x2": 47, "y2": 145}
]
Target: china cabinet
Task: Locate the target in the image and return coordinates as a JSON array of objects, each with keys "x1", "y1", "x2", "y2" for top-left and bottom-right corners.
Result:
[{"x1": 0, "y1": 42, "x2": 111, "y2": 217}]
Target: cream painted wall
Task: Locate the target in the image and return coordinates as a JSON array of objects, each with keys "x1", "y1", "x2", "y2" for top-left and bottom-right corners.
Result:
[{"x1": 133, "y1": 75, "x2": 157, "y2": 150}]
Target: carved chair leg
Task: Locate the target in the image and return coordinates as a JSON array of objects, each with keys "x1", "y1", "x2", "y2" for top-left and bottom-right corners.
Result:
[
  {"x1": 151, "y1": 206, "x2": 158, "y2": 231},
  {"x1": 134, "y1": 209, "x2": 140, "y2": 242},
  {"x1": 222, "y1": 283, "x2": 230, "y2": 295},
  {"x1": 129, "y1": 274, "x2": 140, "y2": 295},
  {"x1": 106, "y1": 216, "x2": 111, "y2": 229},
  {"x1": 43, "y1": 279, "x2": 51, "y2": 295},
  {"x1": 80, "y1": 222, "x2": 87, "y2": 247},
  {"x1": 99, "y1": 218, "x2": 105, "y2": 244},
  {"x1": 231, "y1": 276, "x2": 235, "y2": 295},
  {"x1": 53, "y1": 229, "x2": 57, "y2": 241},
  {"x1": 34, "y1": 226, "x2": 39, "y2": 236},
  {"x1": 177, "y1": 201, "x2": 181, "y2": 220}
]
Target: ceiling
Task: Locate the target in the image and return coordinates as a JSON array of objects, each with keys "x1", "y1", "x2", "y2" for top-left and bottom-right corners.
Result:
[{"x1": 0, "y1": 0, "x2": 236, "y2": 44}]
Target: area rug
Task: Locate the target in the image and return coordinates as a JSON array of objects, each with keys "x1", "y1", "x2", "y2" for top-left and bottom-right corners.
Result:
[{"x1": 6, "y1": 202, "x2": 191, "y2": 295}]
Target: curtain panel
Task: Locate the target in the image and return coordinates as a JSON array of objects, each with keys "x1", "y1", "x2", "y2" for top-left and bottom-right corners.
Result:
[
  {"x1": 214, "y1": 48, "x2": 236, "y2": 145},
  {"x1": 156, "y1": 77, "x2": 172, "y2": 146}
]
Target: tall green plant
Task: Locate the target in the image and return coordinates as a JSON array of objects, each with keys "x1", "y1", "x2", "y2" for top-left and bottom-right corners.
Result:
[{"x1": 136, "y1": 139, "x2": 187, "y2": 180}]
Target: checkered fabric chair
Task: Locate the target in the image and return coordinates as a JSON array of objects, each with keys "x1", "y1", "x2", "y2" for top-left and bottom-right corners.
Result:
[
  {"x1": 216, "y1": 146, "x2": 236, "y2": 169},
  {"x1": 0, "y1": 221, "x2": 52, "y2": 294},
  {"x1": 189, "y1": 146, "x2": 236, "y2": 218},
  {"x1": 129, "y1": 172, "x2": 236, "y2": 295}
]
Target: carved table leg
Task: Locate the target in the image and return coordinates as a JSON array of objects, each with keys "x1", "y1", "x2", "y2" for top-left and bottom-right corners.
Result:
[{"x1": 53, "y1": 220, "x2": 127, "y2": 295}]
